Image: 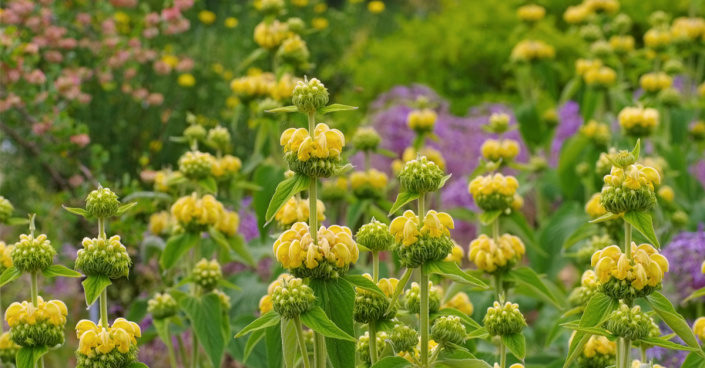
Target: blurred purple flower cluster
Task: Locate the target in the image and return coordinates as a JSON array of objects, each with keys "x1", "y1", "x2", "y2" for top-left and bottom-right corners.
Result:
[
  {"x1": 551, "y1": 101, "x2": 582, "y2": 166},
  {"x1": 661, "y1": 225, "x2": 705, "y2": 302},
  {"x1": 648, "y1": 326, "x2": 689, "y2": 366}
]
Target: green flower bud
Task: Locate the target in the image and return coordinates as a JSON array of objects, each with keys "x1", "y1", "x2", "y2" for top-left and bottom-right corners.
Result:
[
  {"x1": 405, "y1": 282, "x2": 441, "y2": 314},
  {"x1": 663, "y1": 59, "x2": 684, "y2": 75},
  {"x1": 569, "y1": 270, "x2": 600, "y2": 307},
  {"x1": 596, "y1": 149, "x2": 616, "y2": 175},
  {"x1": 672, "y1": 210, "x2": 688, "y2": 227},
  {"x1": 356, "y1": 331, "x2": 388, "y2": 364},
  {"x1": 396, "y1": 234, "x2": 454, "y2": 269},
  {"x1": 212, "y1": 289, "x2": 231, "y2": 310},
  {"x1": 11, "y1": 234, "x2": 56, "y2": 273},
  {"x1": 192, "y1": 259, "x2": 222, "y2": 291},
  {"x1": 320, "y1": 178, "x2": 347, "y2": 202},
  {"x1": 356, "y1": 220, "x2": 393, "y2": 252},
  {"x1": 285, "y1": 153, "x2": 342, "y2": 179},
  {"x1": 576, "y1": 162, "x2": 591, "y2": 178},
  {"x1": 207, "y1": 126, "x2": 231, "y2": 151},
  {"x1": 292, "y1": 77, "x2": 329, "y2": 114},
  {"x1": 277, "y1": 35, "x2": 310, "y2": 67},
  {"x1": 577, "y1": 235, "x2": 612, "y2": 266},
  {"x1": 635, "y1": 317, "x2": 661, "y2": 349},
  {"x1": 86, "y1": 188, "x2": 120, "y2": 219},
  {"x1": 488, "y1": 113, "x2": 511, "y2": 134},
  {"x1": 75, "y1": 344, "x2": 138, "y2": 368},
  {"x1": 11, "y1": 322, "x2": 65, "y2": 347},
  {"x1": 75, "y1": 236, "x2": 131, "y2": 279},
  {"x1": 398, "y1": 156, "x2": 445, "y2": 194},
  {"x1": 483, "y1": 301, "x2": 526, "y2": 336},
  {"x1": 272, "y1": 278, "x2": 316, "y2": 319},
  {"x1": 648, "y1": 11, "x2": 670, "y2": 27},
  {"x1": 148, "y1": 293, "x2": 178, "y2": 320},
  {"x1": 0, "y1": 196, "x2": 14, "y2": 224},
  {"x1": 0, "y1": 332, "x2": 20, "y2": 364},
  {"x1": 286, "y1": 18, "x2": 305, "y2": 34},
  {"x1": 351, "y1": 127, "x2": 381, "y2": 152},
  {"x1": 389, "y1": 323, "x2": 418, "y2": 353},
  {"x1": 590, "y1": 40, "x2": 613, "y2": 58},
  {"x1": 600, "y1": 185, "x2": 656, "y2": 214},
  {"x1": 605, "y1": 304, "x2": 652, "y2": 340},
  {"x1": 258, "y1": 0, "x2": 284, "y2": 16},
  {"x1": 608, "y1": 150, "x2": 637, "y2": 168},
  {"x1": 431, "y1": 316, "x2": 466, "y2": 348},
  {"x1": 612, "y1": 14, "x2": 632, "y2": 34},
  {"x1": 529, "y1": 156, "x2": 548, "y2": 173},
  {"x1": 580, "y1": 24, "x2": 603, "y2": 43},
  {"x1": 184, "y1": 124, "x2": 207, "y2": 142},
  {"x1": 179, "y1": 151, "x2": 215, "y2": 180},
  {"x1": 353, "y1": 277, "x2": 396, "y2": 323},
  {"x1": 657, "y1": 87, "x2": 681, "y2": 107},
  {"x1": 599, "y1": 277, "x2": 660, "y2": 300}
]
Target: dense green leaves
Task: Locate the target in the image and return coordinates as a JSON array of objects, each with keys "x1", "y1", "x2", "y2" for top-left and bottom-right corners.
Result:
[
  {"x1": 478, "y1": 210, "x2": 502, "y2": 225},
  {"x1": 370, "y1": 356, "x2": 414, "y2": 368},
  {"x1": 300, "y1": 307, "x2": 355, "y2": 341},
  {"x1": 388, "y1": 190, "x2": 420, "y2": 216},
  {"x1": 235, "y1": 311, "x2": 282, "y2": 338},
  {"x1": 623, "y1": 211, "x2": 660, "y2": 248},
  {"x1": 563, "y1": 293, "x2": 619, "y2": 368},
  {"x1": 640, "y1": 337, "x2": 699, "y2": 351},
  {"x1": 115, "y1": 202, "x2": 138, "y2": 216},
  {"x1": 265, "y1": 173, "x2": 311, "y2": 224},
  {"x1": 159, "y1": 231, "x2": 201, "y2": 270},
  {"x1": 62, "y1": 205, "x2": 91, "y2": 218},
  {"x1": 423, "y1": 260, "x2": 488, "y2": 288},
  {"x1": 501, "y1": 333, "x2": 526, "y2": 360},
  {"x1": 342, "y1": 274, "x2": 385, "y2": 297},
  {"x1": 42, "y1": 264, "x2": 82, "y2": 278},
  {"x1": 646, "y1": 292, "x2": 705, "y2": 357},
  {"x1": 434, "y1": 359, "x2": 492, "y2": 368},
  {"x1": 82, "y1": 274, "x2": 112, "y2": 307},
  {"x1": 505, "y1": 267, "x2": 563, "y2": 309},
  {"x1": 309, "y1": 279, "x2": 356, "y2": 368},
  {"x1": 181, "y1": 293, "x2": 228, "y2": 367}
]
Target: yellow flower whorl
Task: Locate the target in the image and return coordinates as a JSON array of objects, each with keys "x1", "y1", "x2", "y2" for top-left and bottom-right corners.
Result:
[
  {"x1": 468, "y1": 173, "x2": 519, "y2": 212},
  {"x1": 5, "y1": 297, "x2": 67, "y2": 347},
  {"x1": 76, "y1": 318, "x2": 141, "y2": 367},
  {"x1": 0, "y1": 241, "x2": 13, "y2": 271},
  {"x1": 274, "y1": 197, "x2": 325, "y2": 228},
  {"x1": 601, "y1": 163, "x2": 661, "y2": 213},
  {"x1": 480, "y1": 139, "x2": 520, "y2": 163},
  {"x1": 407, "y1": 109, "x2": 437, "y2": 132},
  {"x1": 510, "y1": 40, "x2": 555, "y2": 62},
  {"x1": 592, "y1": 243, "x2": 669, "y2": 299},
  {"x1": 171, "y1": 193, "x2": 224, "y2": 232},
  {"x1": 216, "y1": 210, "x2": 240, "y2": 237},
  {"x1": 254, "y1": 20, "x2": 289, "y2": 50},
  {"x1": 350, "y1": 169, "x2": 388, "y2": 199},
  {"x1": 468, "y1": 234, "x2": 525, "y2": 274},
  {"x1": 441, "y1": 292, "x2": 474, "y2": 316},
  {"x1": 211, "y1": 155, "x2": 242, "y2": 179},
  {"x1": 618, "y1": 106, "x2": 660, "y2": 137},
  {"x1": 693, "y1": 317, "x2": 705, "y2": 341}
]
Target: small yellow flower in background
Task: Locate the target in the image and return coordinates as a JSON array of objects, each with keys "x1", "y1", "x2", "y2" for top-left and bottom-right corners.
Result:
[
  {"x1": 149, "y1": 211, "x2": 171, "y2": 236},
  {"x1": 161, "y1": 55, "x2": 179, "y2": 68},
  {"x1": 592, "y1": 242, "x2": 669, "y2": 290},
  {"x1": 211, "y1": 63, "x2": 224, "y2": 74},
  {"x1": 609, "y1": 35, "x2": 634, "y2": 54},
  {"x1": 350, "y1": 169, "x2": 388, "y2": 190},
  {"x1": 468, "y1": 234, "x2": 525, "y2": 273},
  {"x1": 275, "y1": 197, "x2": 325, "y2": 228},
  {"x1": 644, "y1": 28, "x2": 671, "y2": 50},
  {"x1": 231, "y1": 73, "x2": 276, "y2": 97},
  {"x1": 0, "y1": 241, "x2": 13, "y2": 270},
  {"x1": 583, "y1": 66, "x2": 617, "y2": 87},
  {"x1": 312, "y1": 17, "x2": 329, "y2": 30},
  {"x1": 698, "y1": 82, "x2": 705, "y2": 97},
  {"x1": 618, "y1": 106, "x2": 659, "y2": 136},
  {"x1": 575, "y1": 59, "x2": 602, "y2": 77},
  {"x1": 313, "y1": 3, "x2": 327, "y2": 13},
  {"x1": 670, "y1": 17, "x2": 705, "y2": 43},
  {"x1": 178, "y1": 74, "x2": 196, "y2": 87},
  {"x1": 215, "y1": 210, "x2": 240, "y2": 237},
  {"x1": 226, "y1": 96, "x2": 240, "y2": 108},
  {"x1": 114, "y1": 11, "x2": 130, "y2": 23},
  {"x1": 517, "y1": 4, "x2": 545, "y2": 23},
  {"x1": 563, "y1": 4, "x2": 592, "y2": 24},
  {"x1": 199, "y1": 10, "x2": 216, "y2": 25},
  {"x1": 702, "y1": 260, "x2": 705, "y2": 274},
  {"x1": 441, "y1": 292, "x2": 473, "y2": 315},
  {"x1": 171, "y1": 193, "x2": 224, "y2": 230},
  {"x1": 580, "y1": 120, "x2": 611, "y2": 145},
  {"x1": 632, "y1": 361, "x2": 664, "y2": 368},
  {"x1": 259, "y1": 274, "x2": 293, "y2": 314},
  {"x1": 510, "y1": 40, "x2": 555, "y2": 62},
  {"x1": 694, "y1": 317, "x2": 705, "y2": 341},
  {"x1": 639, "y1": 72, "x2": 672, "y2": 93},
  {"x1": 480, "y1": 138, "x2": 520, "y2": 162},
  {"x1": 212, "y1": 155, "x2": 242, "y2": 179},
  {"x1": 445, "y1": 241, "x2": 464, "y2": 264},
  {"x1": 254, "y1": 20, "x2": 289, "y2": 49},
  {"x1": 292, "y1": 0, "x2": 308, "y2": 6},
  {"x1": 280, "y1": 123, "x2": 345, "y2": 162},
  {"x1": 585, "y1": 193, "x2": 608, "y2": 219},
  {"x1": 584, "y1": 0, "x2": 619, "y2": 14},
  {"x1": 225, "y1": 17, "x2": 238, "y2": 28},
  {"x1": 511, "y1": 193, "x2": 524, "y2": 211},
  {"x1": 368, "y1": 1, "x2": 385, "y2": 13},
  {"x1": 582, "y1": 335, "x2": 616, "y2": 357},
  {"x1": 657, "y1": 185, "x2": 674, "y2": 202},
  {"x1": 407, "y1": 108, "x2": 437, "y2": 132}
]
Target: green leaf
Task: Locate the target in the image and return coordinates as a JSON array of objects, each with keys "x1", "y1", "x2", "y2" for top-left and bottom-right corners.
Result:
[
  {"x1": 265, "y1": 105, "x2": 298, "y2": 113},
  {"x1": 588, "y1": 212, "x2": 620, "y2": 224},
  {"x1": 333, "y1": 163, "x2": 354, "y2": 175},
  {"x1": 181, "y1": 293, "x2": 228, "y2": 367},
  {"x1": 235, "y1": 312, "x2": 282, "y2": 338},
  {"x1": 388, "y1": 191, "x2": 420, "y2": 216},
  {"x1": 62, "y1": 205, "x2": 91, "y2": 218},
  {"x1": 501, "y1": 333, "x2": 526, "y2": 360},
  {"x1": 126, "y1": 363, "x2": 150, "y2": 368},
  {"x1": 438, "y1": 174, "x2": 452, "y2": 190},
  {"x1": 423, "y1": 260, "x2": 488, "y2": 288},
  {"x1": 309, "y1": 279, "x2": 356, "y2": 368},
  {"x1": 153, "y1": 319, "x2": 172, "y2": 352},
  {"x1": 465, "y1": 327, "x2": 489, "y2": 339},
  {"x1": 624, "y1": 211, "x2": 660, "y2": 248},
  {"x1": 42, "y1": 265, "x2": 82, "y2": 278},
  {"x1": 300, "y1": 307, "x2": 355, "y2": 341},
  {"x1": 685, "y1": 286, "x2": 705, "y2": 302},
  {"x1": 82, "y1": 274, "x2": 112, "y2": 307},
  {"x1": 317, "y1": 104, "x2": 358, "y2": 114},
  {"x1": 278, "y1": 319, "x2": 298, "y2": 368},
  {"x1": 342, "y1": 274, "x2": 385, "y2": 298},
  {"x1": 580, "y1": 88, "x2": 603, "y2": 122},
  {"x1": 479, "y1": 210, "x2": 503, "y2": 226},
  {"x1": 505, "y1": 267, "x2": 563, "y2": 309},
  {"x1": 434, "y1": 359, "x2": 492, "y2": 368},
  {"x1": 159, "y1": 231, "x2": 201, "y2": 270},
  {"x1": 640, "y1": 336, "x2": 699, "y2": 351},
  {"x1": 646, "y1": 292, "x2": 705, "y2": 357},
  {"x1": 243, "y1": 327, "x2": 266, "y2": 363},
  {"x1": 370, "y1": 356, "x2": 414, "y2": 368},
  {"x1": 6, "y1": 217, "x2": 30, "y2": 225},
  {"x1": 631, "y1": 139, "x2": 641, "y2": 160},
  {"x1": 265, "y1": 173, "x2": 311, "y2": 224},
  {"x1": 560, "y1": 325, "x2": 614, "y2": 338},
  {"x1": 563, "y1": 293, "x2": 619, "y2": 368},
  {"x1": 376, "y1": 148, "x2": 397, "y2": 158},
  {"x1": 385, "y1": 268, "x2": 413, "y2": 317},
  {"x1": 562, "y1": 222, "x2": 599, "y2": 249},
  {"x1": 346, "y1": 199, "x2": 369, "y2": 228},
  {"x1": 229, "y1": 235, "x2": 255, "y2": 266},
  {"x1": 219, "y1": 279, "x2": 242, "y2": 291},
  {"x1": 16, "y1": 346, "x2": 49, "y2": 368},
  {"x1": 0, "y1": 266, "x2": 21, "y2": 287},
  {"x1": 115, "y1": 202, "x2": 138, "y2": 216},
  {"x1": 683, "y1": 352, "x2": 705, "y2": 368},
  {"x1": 197, "y1": 177, "x2": 218, "y2": 194}
]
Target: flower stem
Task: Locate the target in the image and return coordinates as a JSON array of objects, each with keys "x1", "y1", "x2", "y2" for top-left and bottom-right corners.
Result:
[
  {"x1": 368, "y1": 320, "x2": 378, "y2": 364},
  {"x1": 364, "y1": 151, "x2": 371, "y2": 171},
  {"x1": 492, "y1": 217, "x2": 500, "y2": 243},
  {"x1": 625, "y1": 222, "x2": 632, "y2": 260},
  {"x1": 499, "y1": 341, "x2": 507, "y2": 368},
  {"x1": 313, "y1": 332, "x2": 326, "y2": 368},
  {"x1": 617, "y1": 337, "x2": 631, "y2": 368},
  {"x1": 429, "y1": 342, "x2": 443, "y2": 364},
  {"x1": 420, "y1": 268, "x2": 430, "y2": 368},
  {"x1": 309, "y1": 179, "x2": 318, "y2": 244},
  {"x1": 640, "y1": 345, "x2": 647, "y2": 362},
  {"x1": 98, "y1": 218, "x2": 106, "y2": 240},
  {"x1": 294, "y1": 316, "x2": 312, "y2": 368},
  {"x1": 372, "y1": 251, "x2": 379, "y2": 283},
  {"x1": 495, "y1": 273, "x2": 503, "y2": 302},
  {"x1": 30, "y1": 271, "x2": 39, "y2": 307},
  {"x1": 100, "y1": 289, "x2": 109, "y2": 329},
  {"x1": 165, "y1": 324, "x2": 179, "y2": 368},
  {"x1": 418, "y1": 192, "x2": 426, "y2": 220},
  {"x1": 177, "y1": 334, "x2": 189, "y2": 367}
]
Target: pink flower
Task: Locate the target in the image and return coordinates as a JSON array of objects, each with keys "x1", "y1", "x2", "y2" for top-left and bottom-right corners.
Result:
[
  {"x1": 24, "y1": 69, "x2": 46, "y2": 84},
  {"x1": 161, "y1": 7, "x2": 181, "y2": 22},
  {"x1": 77, "y1": 93, "x2": 92, "y2": 104},
  {"x1": 98, "y1": 71, "x2": 113, "y2": 84},
  {"x1": 110, "y1": 0, "x2": 137, "y2": 8},
  {"x1": 34, "y1": 91, "x2": 48, "y2": 103},
  {"x1": 174, "y1": 0, "x2": 194, "y2": 10},
  {"x1": 153, "y1": 60, "x2": 172, "y2": 75},
  {"x1": 135, "y1": 49, "x2": 157, "y2": 63},
  {"x1": 23, "y1": 43, "x2": 39, "y2": 54},
  {"x1": 25, "y1": 16, "x2": 42, "y2": 31},
  {"x1": 70, "y1": 134, "x2": 91, "y2": 148},
  {"x1": 128, "y1": 38, "x2": 141, "y2": 48},
  {"x1": 101, "y1": 19, "x2": 116, "y2": 35},
  {"x1": 0, "y1": 9, "x2": 22, "y2": 25},
  {"x1": 145, "y1": 12, "x2": 160, "y2": 27},
  {"x1": 132, "y1": 88, "x2": 148, "y2": 100},
  {"x1": 44, "y1": 50, "x2": 63, "y2": 63},
  {"x1": 76, "y1": 13, "x2": 91, "y2": 25},
  {"x1": 58, "y1": 38, "x2": 77, "y2": 49},
  {"x1": 176, "y1": 58, "x2": 194, "y2": 72},
  {"x1": 142, "y1": 27, "x2": 159, "y2": 39},
  {"x1": 121, "y1": 84, "x2": 132, "y2": 94},
  {"x1": 147, "y1": 93, "x2": 164, "y2": 106},
  {"x1": 0, "y1": 94, "x2": 23, "y2": 112},
  {"x1": 69, "y1": 175, "x2": 85, "y2": 188},
  {"x1": 32, "y1": 122, "x2": 52, "y2": 135},
  {"x1": 123, "y1": 68, "x2": 137, "y2": 80},
  {"x1": 165, "y1": 18, "x2": 190, "y2": 34}
]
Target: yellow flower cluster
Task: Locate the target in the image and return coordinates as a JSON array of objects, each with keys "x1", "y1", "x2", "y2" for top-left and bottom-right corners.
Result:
[
  {"x1": 639, "y1": 72, "x2": 672, "y2": 93},
  {"x1": 618, "y1": 106, "x2": 659, "y2": 133},
  {"x1": 585, "y1": 193, "x2": 608, "y2": 219},
  {"x1": 583, "y1": 66, "x2": 617, "y2": 87},
  {"x1": 694, "y1": 317, "x2": 705, "y2": 341},
  {"x1": 468, "y1": 173, "x2": 519, "y2": 199},
  {"x1": 259, "y1": 273, "x2": 293, "y2": 314},
  {"x1": 211, "y1": 155, "x2": 242, "y2": 179},
  {"x1": 510, "y1": 40, "x2": 555, "y2": 62},
  {"x1": 563, "y1": 4, "x2": 591, "y2": 24},
  {"x1": 230, "y1": 72, "x2": 300, "y2": 100},
  {"x1": 468, "y1": 234, "x2": 526, "y2": 273},
  {"x1": 517, "y1": 4, "x2": 545, "y2": 22},
  {"x1": 149, "y1": 211, "x2": 173, "y2": 235},
  {"x1": 399, "y1": 340, "x2": 439, "y2": 363},
  {"x1": 76, "y1": 319, "x2": 141, "y2": 355},
  {"x1": 171, "y1": 193, "x2": 224, "y2": 230},
  {"x1": 280, "y1": 123, "x2": 345, "y2": 162},
  {"x1": 580, "y1": 120, "x2": 611, "y2": 144},
  {"x1": 368, "y1": 1, "x2": 385, "y2": 13},
  {"x1": 441, "y1": 292, "x2": 474, "y2": 315},
  {"x1": 275, "y1": 197, "x2": 325, "y2": 227},
  {"x1": 358, "y1": 274, "x2": 397, "y2": 297},
  {"x1": 481, "y1": 139, "x2": 520, "y2": 162},
  {"x1": 390, "y1": 210, "x2": 454, "y2": 247},
  {"x1": 198, "y1": 10, "x2": 216, "y2": 25},
  {"x1": 592, "y1": 243, "x2": 669, "y2": 290},
  {"x1": 657, "y1": 185, "x2": 675, "y2": 202},
  {"x1": 394, "y1": 147, "x2": 446, "y2": 173},
  {"x1": 445, "y1": 241, "x2": 464, "y2": 264},
  {"x1": 644, "y1": 28, "x2": 671, "y2": 49},
  {"x1": 575, "y1": 59, "x2": 603, "y2": 77},
  {"x1": 215, "y1": 210, "x2": 240, "y2": 237},
  {"x1": 153, "y1": 170, "x2": 182, "y2": 192},
  {"x1": 609, "y1": 35, "x2": 635, "y2": 54},
  {"x1": 671, "y1": 17, "x2": 705, "y2": 43},
  {"x1": 604, "y1": 164, "x2": 661, "y2": 192},
  {"x1": 407, "y1": 109, "x2": 437, "y2": 132},
  {"x1": 582, "y1": 335, "x2": 616, "y2": 357},
  {"x1": 350, "y1": 169, "x2": 388, "y2": 190},
  {"x1": 254, "y1": 20, "x2": 290, "y2": 49},
  {"x1": 632, "y1": 361, "x2": 664, "y2": 368},
  {"x1": 0, "y1": 241, "x2": 13, "y2": 270},
  {"x1": 272, "y1": 222, "x2": 359, "y2": 270},
  {"x1": 5, "y1": 297, "x2": 67, "y2": 327},
  {"x1": 583, "y1": 0, "x2": 619, "y2": 13}
]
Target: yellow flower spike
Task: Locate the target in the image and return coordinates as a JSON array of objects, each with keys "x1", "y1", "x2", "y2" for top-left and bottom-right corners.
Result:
[
  {"x1": 694, "y1": 317, "x2": 705, "y2": 341},
  {"x1": 441, "y1": 292, "x2": 474, "y2": 315}
]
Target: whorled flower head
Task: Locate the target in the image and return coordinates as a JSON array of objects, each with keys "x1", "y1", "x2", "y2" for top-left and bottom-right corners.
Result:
[
  {"x1": 259, "y1": 274, "x2": 293, "y2": 315},
  {"x1": 468, "y1": 173, "x2": 519, "y2": 212},
  {"x1": 253, "y1": 20, "x2": 289, "y2": 50},
  {"x1": 441, "y1": 292, "x2": 474, "y2": 316},
  {"x1": 275, "y1": 197, "x2": 325, "y2": 229},
  {"x1": 11, "y1": 234, "x2": 56, "y2": 273},
  {"x1": 431, "y1": 315, "x2": 466, "y2": 348},
  {"x1": 291, "y1": 77, "x2": 329, "y2": 114},
  {"x1": 640, "y1": 72, "x2": 672, "y2": 93},
  {"x1": 192, "y1": 259, "x2": 223, "y2": 291},
  {"x1": 76, "y1": 318, "x2": 141, "y2": 367},
  {"x1": 487, "y1": 112, "x2": 511, "y2": 134},
  {"x1": 280, "y1": 123, "x2": 344, "y2": 178},
  {"x1": 356, "y1": 219, "x2": 394, "y2": 252},
  {"x1": 351, "y1": 127, "x2": 381, "y2": 152},
  {"x1": 644, "y1": 28, "x2": 671, "y2": 50},
  {"x1": 5, "y1": 297, "x2": 67, "y2": 347},
  {"x1": 468, "y1": 234, "x2": 525, "y2": 274},
  {"x1": 601, "y1": 164, "x2": 661, "y2": 213},
  {"x1": 399, "y1": 146, "x2": 447, "y2": 172},
  {"x1": 605, "y1": 304, "x2": 651, "y2": 340},
  {"x1": 273, "y1": 222, "x2": 359, "y2": 279},
  {"x1": 350, "y1": 169, "x2": 388, "y2": 199},
  {"x1": 618, "y1": 107, "x2": 660, "y2": 137},
  {"x1": 444, "y1": 241, "x2": 465, "y2": 264},
  {"x1": 484, "y1": 301, "x2": 526, "y2": 336},
  {"x1": 585, "y1": 193, "x2": 608, "y2": 219},
  {"x1": 277, "y1": 35, "x2": 310, "y2": 67},
  {"x1": 389, "y1": 323, "x2": 419, "y2": 353},
  {"x1": 149, "y1": 211, "x2": 173, "y2": 236},
  {"x1": 75, "y1": 236, "x2": 131, "y2": 279},
  {"x1": 609, "y1": 35, "x2": 635, "y2": 54},
  {"x1": 85, "y1": 187, "x2": 120, "y2": 219},
  {"x1": 390, "y1": 210, "x2": 455, "y2": 268},
  {"x1": 481, "y1": 139, "x2": 520, "y2": 163},
  {"x1": 320, "y1": 177, "x2": 348, "y2": 202},
  {"x1": 0, "y1": 196, "x2": 13, "y2": 224},
  {"x1": 171, "y1": 193, "x2": 224, "y2": 232},
  {"x1": 592, "y1": 243, "x2": 669, "y2": 299},
  {"x1": 207, "y1": 126, "x2": 231, "y2": 151},
  {"x1": 517, "y1": 4, "x2": 545, "y2": 23},
  {"x1": 510, "y1": 40, "x2": 555, "y2": 62},
  {"x1": 0, "y1": 331, "x2": 20, "y2": 364},
  {"x1": 148, "y1": 293, "x2": 178, "y2": 320},
  {"x1": 577, "y1": 335, "x2": 616, "y2": 368},
  {"x1": 405, "y1": 282, "x2": 442, "y2": 314},
  {"x1": 178, "y1": 151, "x2": 215, "y2": 180},
  {"x1": 569, "y1": 270, "x2": 601, "y2": 307},
  {"x1": 271, "y1": 277, "x2": 316, "y2": 319},
  {"x1": 354, "y1": 274, "x2": 399, "y2": 323},
  {"x1": 0, "y1": 241, "x2": 14, "y2": 273},
  {"x1": 399, "y1": 340, "x2": 439, "y2": 363},
  {"x1": 215, "y1": 210, "x2": 240, "y2": 237},
  {"x1": 580, "y1": 120, "x2": 611, "y2": 146},
  {"x1": 407, "y1": 108, "x2": 437, "y2": 133},
  {"x1": 356, "y1": 331, "x2": 388, "y2": 364},
  {"x1": 398, "y1": 156, "x2": 446, "y2": 194},
  {"x1": 184, "y1": 124, "x2": 207, "y2": 142},
  {"x1": 211, "y1": 155, "x2": 242, "y2": 180}
]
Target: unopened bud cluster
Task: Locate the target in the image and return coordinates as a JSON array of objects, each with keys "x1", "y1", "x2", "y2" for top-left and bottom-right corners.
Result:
[
  {"x1": 271, "y1": 278, "x2": 316, "y2": 319},
  {"x1": 605, "y1": 304, "x2": 651, "y2": 340},
  {"x1": 86, "y1": 188, "x2": 120, "y2": 218},
  {"x1": 618, "y1": 107, "x2": 659, "y2": 137},
  {"x1": 407, "y1": 109, "x2": 437, "y2": 133},
  {"x1": 0, "y1": 196, "x2": 14, "y2": 223},
  {"x1": 390, "y1": 210, "x2": 455, "y2": 268},
  {"x1": 431, "y1": 316, "x2": 466, "y2": 347},
  {"x1": 601, "y1": 164, "x2": 661, "y2": 214},
  {"x1": 179, "y1": 151, "x2": 215, "y2": 180},
  {"x1": 10, "y1": 234, "x2": 56, "y2": 273},
  {"x1": 481, "y1": 139, "x2": 520, "y2": 163},
  {"x1": 389, "y1": 323, "x2": 419, "y2": 353},
  {"x1": 351, "y1": 169, "x2": 388, "y2": 199},
  {"x1": 148, "y1": 293, "x2": 178, "y2": 320},
  {"x1": 354, "y1": 275, "x2": 398, "y2": 323},
  {"x1": 184, "y1": 124, "x2": 207, "y2": 142},
  {"x1": 75, "y1": 236, "x2": 131, "y2": 279},
  {"x1": 351, "y1": 127, "x2": 381, "y2": 152},
  {"x1": 5, "y1": 297, "x2": 68, "y2": 347},
  {"x1": 483, "y1": 301, "x2": 526, "y2": 336},
  {"x1": 468, "y1": 173, "x2": 519, "y2": 212},
  {"x1": 292, "y1": 78, "x2": 329, "y2": 114},
  {"x1": 405, "y1": 282, "x2": 442, "y2": 314},
  {"x1": 569, "y1": 270, "x2": 600, "y2": 307},
  {"x1": 468, "y1": 234, "x2": 525, "y2": 274},
  {"x1": 356, "y1": 331, "x2": 388, "y2": 364},
  {"x1": 192, "y1": 259, "x2": 223, "y2": 291},
  {"x1": 356, "y1": 219, "x2": 394, "y2": 252},
  {"x1": 398, "y1": 156, "x2": 445, "y2": 194},
  {"x1": 0, "y1": 332, "x2": 20, "y2": 364}
]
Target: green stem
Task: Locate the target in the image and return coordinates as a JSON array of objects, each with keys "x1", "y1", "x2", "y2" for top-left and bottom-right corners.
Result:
[
  {"x1": 191, "y1": 333, "x2": 199, "y2": 368},
  {"x1": 100, "y1": 289, "x2": 109, "y2": 329},
  {"x1": 368, "y1": 321, "x2": 378, "y2": 364},
  {"x1": 0, "y1": 288, "x2": 3, "y2": 333},
  {"x1": 98, "y1": 218, "x2": 106, "y2": 240},
  {"x1": 309, "y1": 179, "x2": 318, "y2": 244},
  {"x1": 313, "y1": 332, "x2": 326, "y2": 368},
  {"x1": 418, "y1": 192, "x2": 426, "y2": 220},
  {"x1": 30, "y1": 272, "x2": 39, "y2": 307},
  {"x1": 372, "y1": 251, "x2": 379, "y2": 283},
  {"x1": 420, "y1": 269, "x2": 430, "y2": 368},
  {"x1": 495, "y1": 273, "x2": 503, "y2": 302},
  {"x1": 625, "y1": 222, "x2": 632, "y2": 260},
  {"x1": 492, "y1": 218, "x2": 500, "y2": 243},
  {"x1": 499, "y1": 340, "x2": 506, "y2": 368},
  {"x1": 429, "y1": 342, "x2": 443, "y2": 364},
  {"x1": 294, "y1": 316, "x2": 312, "y2": 368},
  {"x1": 617, "y1": 338, "x2": 631, "y2": 368},
  {"x1": 177, "y1": 334, "x2": 189, "y2": 367},
  {"x1": 165, "y1": 324, "x2": 179, "y2": 368},
  {"x1": 640, "y1": 346, "x2": 647, "y2": 362},
  {"x1": 364, "y1": 151, "x2": 371, "y2": 171}
]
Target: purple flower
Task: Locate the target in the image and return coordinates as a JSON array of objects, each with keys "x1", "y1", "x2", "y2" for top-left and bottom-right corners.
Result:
[
  {"x1": 648, "y1": 324, "x2": 689, "y2": 366},
  {"x1": 239, "y1": 196, "x2": 259, "y2": 242},
  {"x1": 550, "y1": 101, "x2": 582, "y2": 167},
  {"x1": 661, "y1": 225, "x2": 705, "y2": 302},
  {"x1": 691, "y1": 160, "x2": 705, "y2": 189}
]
